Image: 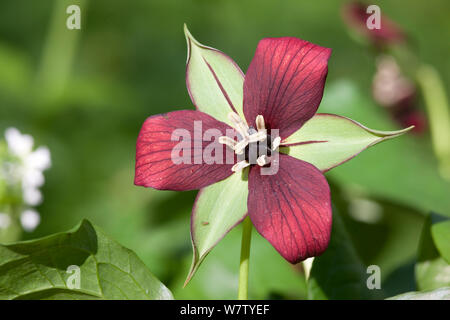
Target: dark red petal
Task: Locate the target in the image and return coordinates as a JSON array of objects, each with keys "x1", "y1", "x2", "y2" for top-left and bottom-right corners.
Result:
[
  {"x1": 243, "y1": 37, "x2": 331, "y2": 139},
  {"x1": 247, "y1": 153, "x2": 332, "y2": 263},
  {"x1": 135, "y1": 110, "x2": 234, "y2": 191}
]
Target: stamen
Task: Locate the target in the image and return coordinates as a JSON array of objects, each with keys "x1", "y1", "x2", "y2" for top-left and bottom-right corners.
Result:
[
  {"x1": 223, "y1": 113, "x2": 276, "y2": 171},
  {"x1": 247, "y1": 131, "x2": 267, "y2": 143},
  {"x1": 218, "y1": 136, "x2": 237, "y2": 149},
  {"x1": 232, "y1": 160, "x2": 250, "y2": 172},
  {"x1": 234, "y1": 129, "x2": 267, "y2": 155},
  {"x1": 272, "y1": 136, "x2": 281, "y2": 150},
  {"x1": 256, "y1": 155, "x2": 271, "y2": 166},
  {"x1": 233, "y1": 138, "x2": 249, "y2": 155},
  {"x1": 234, "y1": 131, "x2": 267, "y2": 154},
  {"x1": 228, "y1": 112, "x2": 249, "y2": 138},
  {"x1": 256, "y1": 115, "x2": 265, "y2": 131}
]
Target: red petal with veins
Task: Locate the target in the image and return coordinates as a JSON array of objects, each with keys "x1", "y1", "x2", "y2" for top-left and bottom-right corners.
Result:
[
  {"x1": 135, "y1": 110, "x2": 235, "y2": 191},
  {"x1": 243, "y1": 37, "x2": 331, "y2": 139},
  {"x1": 248, "y1": 153, "x2": 332, "y2": 263}
]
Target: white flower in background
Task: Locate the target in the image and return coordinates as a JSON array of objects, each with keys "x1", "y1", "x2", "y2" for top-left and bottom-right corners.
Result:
[
  {"x1": 20, "y1": 209, "x2": 41, "y2": 232},
  {"x1": 1, "y1": 127, "x2": 51, "y2": 232},
  {"x1": 5, "y1": 127, "x2": 51, "y2": 206},
  {"x1": 23, "y1": 187, "x2": 43, "y2": 206},
  {"x1": 4, "y1": 128, "x2": 34, "y2": 158}
]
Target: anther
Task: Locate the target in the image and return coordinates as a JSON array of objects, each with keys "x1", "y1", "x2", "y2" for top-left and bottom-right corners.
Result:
[
  {"x1": 272, "y1": 136, "x2": 281, "y2": 150},
  {"x1": 233, "y1": 139, "x2": 248, "y2": 155},
  {"x1": 228, "y1": 112, "x2": 249, "y2": 138},
  {"x1": 256, "y1": 155, "x2": 271, "y2": 166},
  {"x1": 232, "y1": 160, "x2": 250, "y2": 172},
  {"x1": 247, "y1": 131, "x2": 267, "y2": 144},
  {"x1": 218, "y1": 136, "x2": 237, "y2": 149},
  {"x1": 256, "y1": 115, "x2": 265, "y2": 131}
]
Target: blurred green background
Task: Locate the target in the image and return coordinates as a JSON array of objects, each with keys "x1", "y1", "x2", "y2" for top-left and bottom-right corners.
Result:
[{"x1": 0, "y1": 0, "x2": 449, "y2": 299}]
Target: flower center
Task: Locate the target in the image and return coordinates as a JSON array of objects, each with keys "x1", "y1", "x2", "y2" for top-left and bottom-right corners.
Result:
[
  {"x1": 244, "y1": 129, "x2": 273, "y2": 161},
  {"x1": 218, "y1": 113, "x2": 281, "y2": 172}
]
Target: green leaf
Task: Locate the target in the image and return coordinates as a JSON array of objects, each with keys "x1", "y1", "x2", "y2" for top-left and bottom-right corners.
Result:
[
  {"x1": 281, "y1": 113, "x2": 412, "y2": 172},
  {"x1": 0, "y1": 220, "x2": 173, "y2": 300},
  {"x1": 308, "y1": 208, "x2": 382, "y2": 299},
  {"x1": 186, "y1": 170, "x2": 248, "y2": 285},
  {"x1": 416, "y1": 213, "x2": 450, "y2": 291},
  {"x1": 386, "y1": 287, "x2": 450, "y2": 300},
  {"x1": 184, "y1": 24, "x2": 245, "y2": 125},
  {"x1": 432, "y1": 220, "x2": 450, "y2": 264}
]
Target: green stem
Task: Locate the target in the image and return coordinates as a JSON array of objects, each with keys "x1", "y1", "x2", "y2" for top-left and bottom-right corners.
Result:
[
  {"x1": 416, "y1": 65, "x2": 450, "y2": 181},
  {"x1": 238, "y1": 216, "x2": 252, "y2": 300},
  {"x1": 35, "y1": 0, "x2": 86, "y2": 110}
]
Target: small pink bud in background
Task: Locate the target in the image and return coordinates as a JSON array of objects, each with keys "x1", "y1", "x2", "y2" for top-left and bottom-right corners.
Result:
[
  {"x1": 342, "y1": 2, "x2": 405, "y2": 47},
  {"x1": 372, "y1": 56, "x2": 427, "y2": 134},
  {"x1": 372, "y1": 56, "x2": 415, "y2": 109}
]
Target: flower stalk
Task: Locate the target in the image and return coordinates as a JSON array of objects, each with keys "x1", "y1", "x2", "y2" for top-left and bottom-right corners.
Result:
[
  {"x1": 416, "y1": 65, "x2": 450, "y2": 181},
  {"x1": 238, "y1": 216, "x2": 252, "y2": 300}
]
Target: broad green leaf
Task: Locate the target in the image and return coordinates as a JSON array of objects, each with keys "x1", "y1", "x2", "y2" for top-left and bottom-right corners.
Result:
[
  {"x1": 184, "y1": 24, "x2": 245, "y2": 125},
  {"x1": 308, "y1": 208, "x2": 382, "y2": 299},
  {"x1": 331, "y1": 188, "x2": 424, "y2": 296},
  {"x1": 280, "y1": 113, "x2": 413, "y2": 172},
  {"x1": 387, "y1": 287, "x2": 450, "y2": 300},
  {"x1": 0, "y1": 220, "x2": 173, "y2": 300},
  {"x1": 319, "y1": 80, "x2": 450, "y2": 217},
  {"x1": 416, "y1": 213, "x2": 450, "y2": 291},
  {"x1": 432, "y1": 220, "x2": 450, "y2": 264},
  {"x1": 186, "y1": 170, "x2": 248, "y2": 285}
]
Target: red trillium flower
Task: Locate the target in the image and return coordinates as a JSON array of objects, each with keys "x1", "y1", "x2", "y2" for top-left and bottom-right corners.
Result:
[{"x1": 135, "y1": 25, "x2": 411, "y2": 282}]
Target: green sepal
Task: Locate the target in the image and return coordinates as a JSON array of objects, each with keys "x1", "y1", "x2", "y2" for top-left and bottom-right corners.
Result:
[
  {"x1": 281, "y1": 113, "x2": 413, "y2": 172},
  {"x1": 186, "y1": 170, "x2": 248, "y2": 285}
]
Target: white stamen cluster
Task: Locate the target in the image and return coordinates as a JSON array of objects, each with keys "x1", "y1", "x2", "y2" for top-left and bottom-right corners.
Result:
[{"x1": 218, "y1": 112, "x2": 281, "y2": 172}]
